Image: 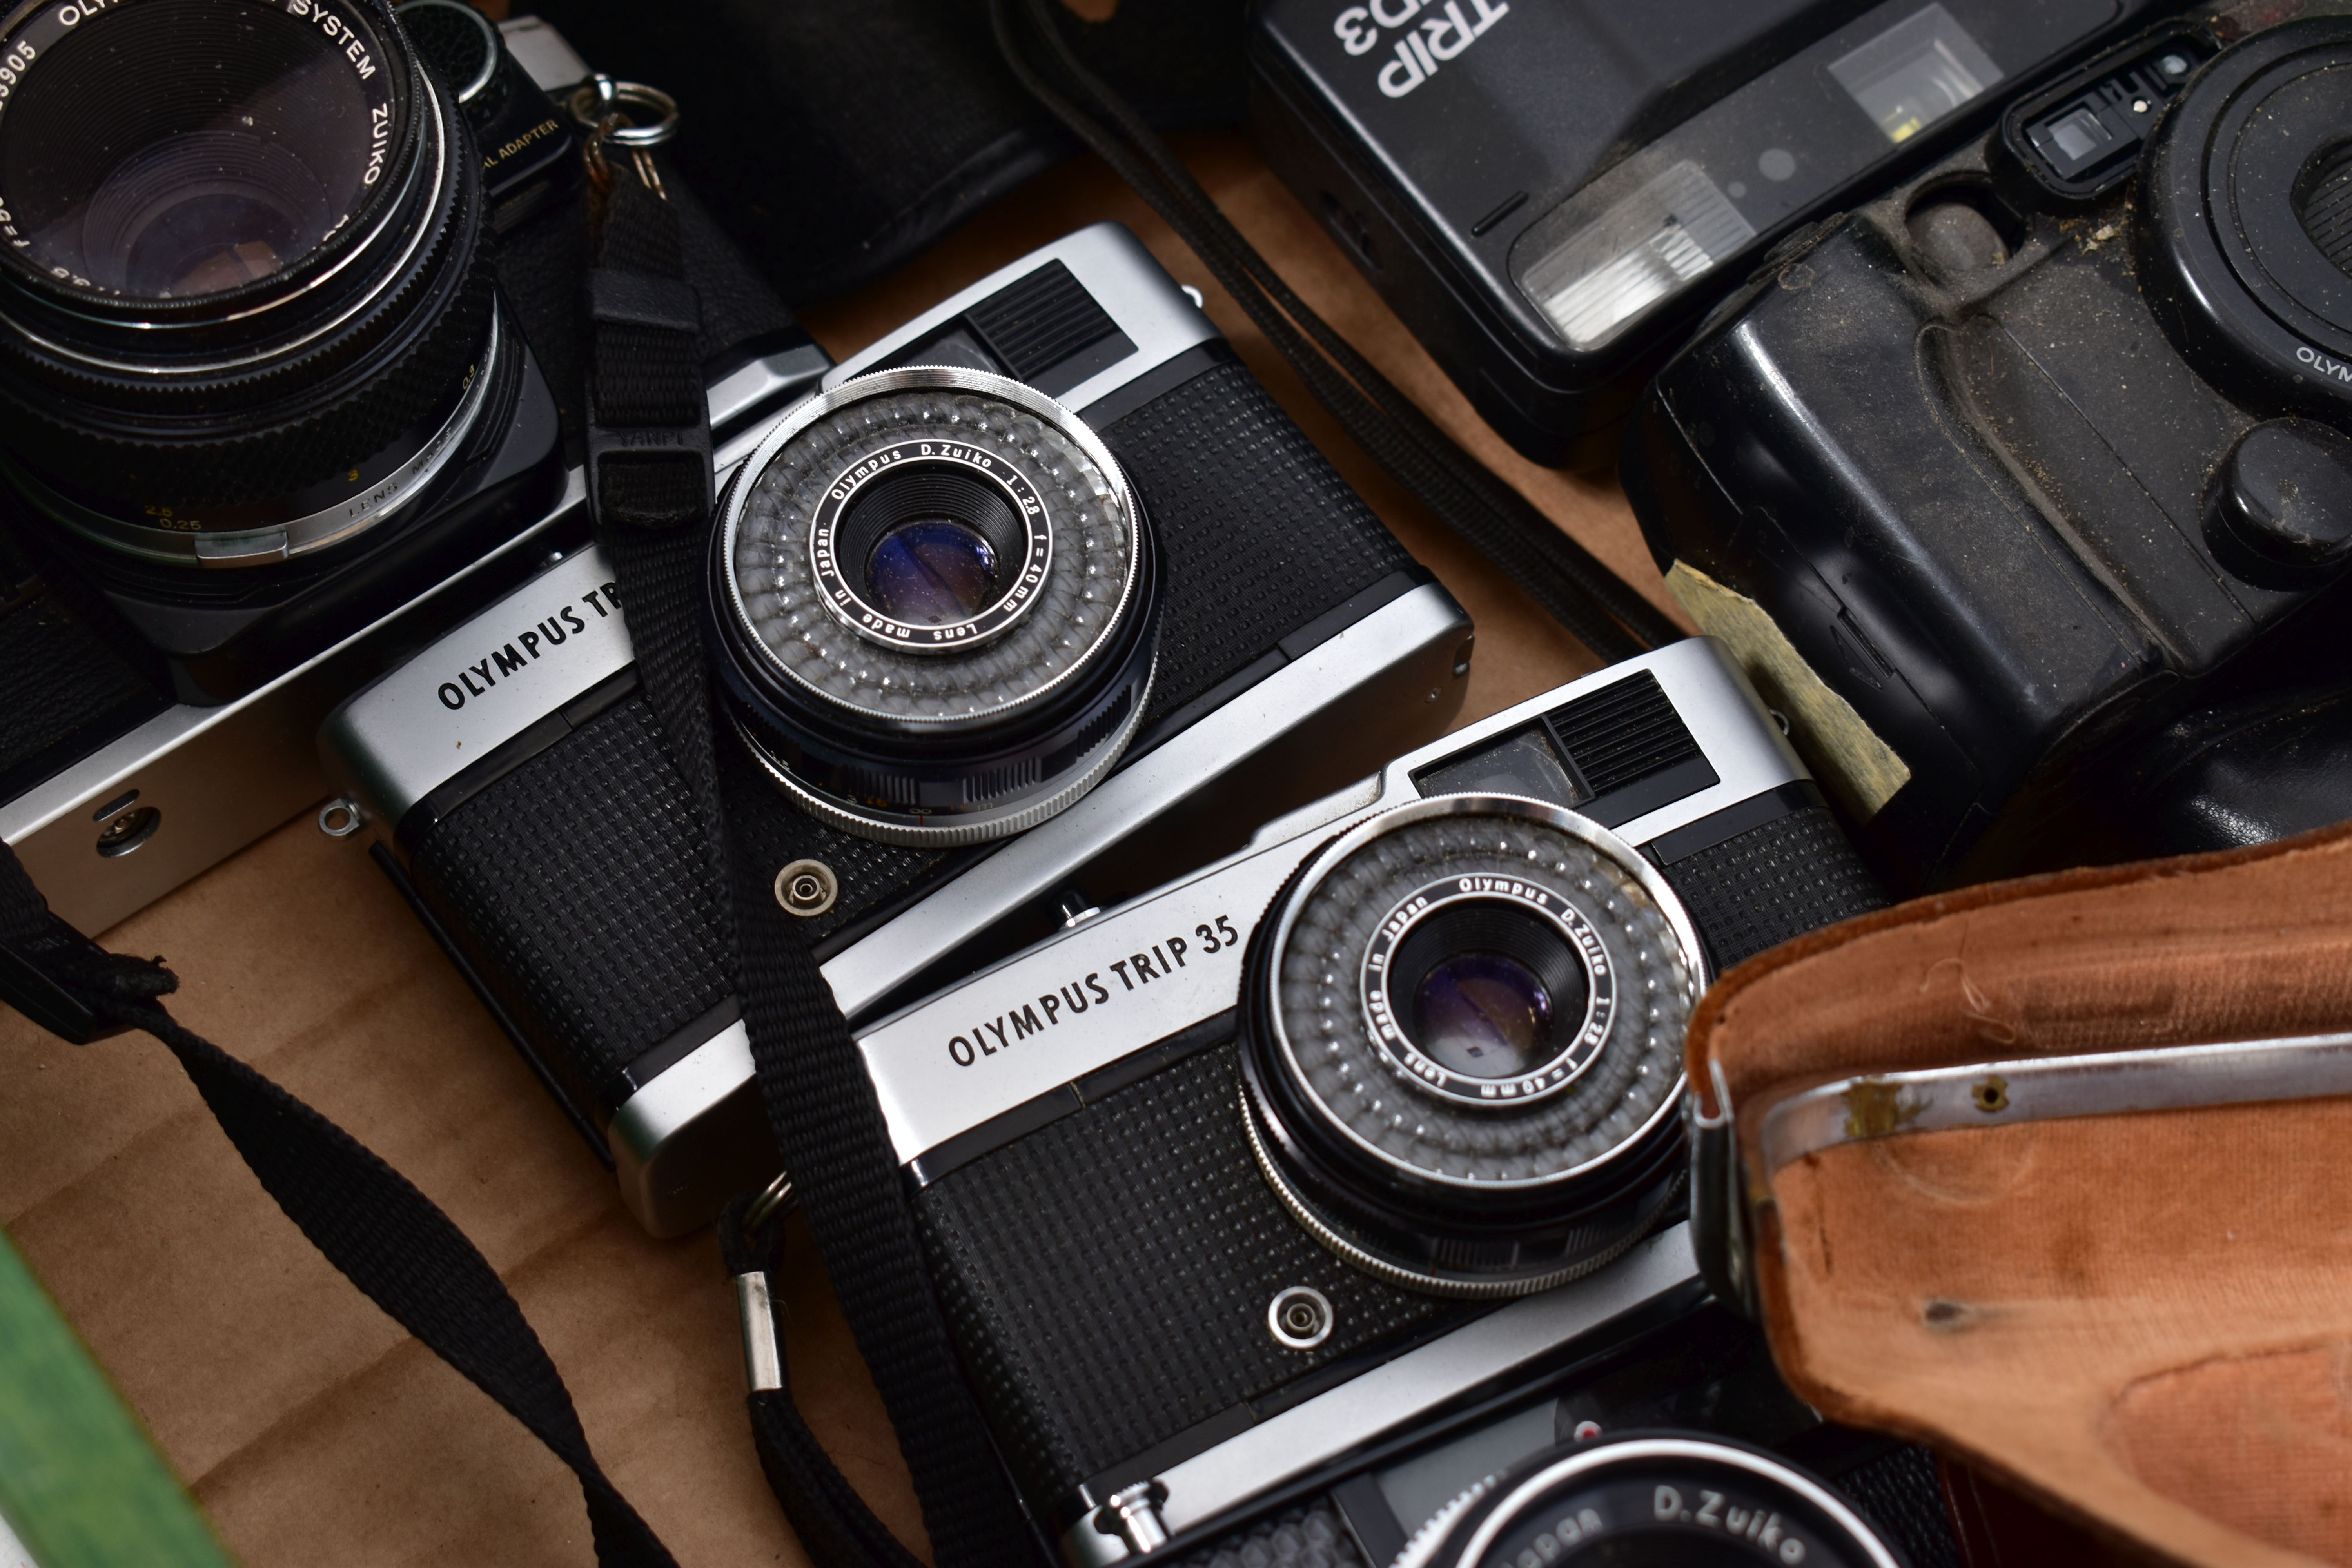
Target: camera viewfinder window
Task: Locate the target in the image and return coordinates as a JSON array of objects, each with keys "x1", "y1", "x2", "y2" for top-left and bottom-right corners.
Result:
[{"x1": 1830, "y1": 4, "x2": 2003, "y2": 144}]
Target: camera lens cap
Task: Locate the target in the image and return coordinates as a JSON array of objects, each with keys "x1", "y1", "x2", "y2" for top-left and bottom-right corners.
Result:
[
  {"x1": 2138, "y1": 18, "x2": 2352, "y2": 423},
  {"x1": 2204, "y1": 417, "x2": 2352, "y2": 584}
]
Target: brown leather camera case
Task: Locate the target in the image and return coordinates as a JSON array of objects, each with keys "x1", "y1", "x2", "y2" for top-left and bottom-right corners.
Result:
[{"x1": 1689, "y1": 822, "x2": 2352, "y2": 1568}]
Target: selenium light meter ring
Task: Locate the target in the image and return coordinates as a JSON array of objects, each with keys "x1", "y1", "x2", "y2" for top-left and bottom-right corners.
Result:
[
  {"x1": 719, "y1": 363, "x2": 1145, "y2": 728},
  {"x1": 1261, "y1": 792, "x2": 1709, "y2": 1191}
]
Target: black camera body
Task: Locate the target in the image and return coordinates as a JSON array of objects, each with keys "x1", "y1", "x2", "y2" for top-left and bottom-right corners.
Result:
[
  {"x1": 1624, "y1": 9, "x2": 2352, "y2": 889},
  {"x1": 321, "y1": 223, "x2": 1477, "y2": 1236},
  {"x1": 0, "y1": 9, "x2": 822, "y2": 936},
  {"x1": 846, "y1": 636, "x2": 1886, "y2": 1560},
  {"x1": 1247, "y1": 0, "x2": 2178, "y2": 468}
]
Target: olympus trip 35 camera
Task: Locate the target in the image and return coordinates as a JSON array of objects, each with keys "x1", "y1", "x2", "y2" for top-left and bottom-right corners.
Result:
[
  {"x1": 1625, "y1": 4, "x2": 2352, "y2": 889},
  {"x1": 1248, "y1": 0, "x2": 2180, "y2": 467},
  {"x1": 319, "y1": 222, "x2": 1476, "y2": 1235},
  {"x1": 0, "y1": 4, "x2": 826, "y2": 935},
  {"x1": 841, "y1": 635, "x2": 1909, "y2": 1566}
]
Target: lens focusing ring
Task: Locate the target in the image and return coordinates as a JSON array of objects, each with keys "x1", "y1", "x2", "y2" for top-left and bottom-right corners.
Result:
[
  {"x1": 0, "y1": 0, "x2": 494, "y2": 512},
  {"x1": 1238, "y1": 795, "x2": 1706, "y2": 1297},
  {"x1": 1404, "y1": 1436, "x2": 1906, "y2": 1568},
  {"x1": 712, "y1": 366, "x2": 1160, "y2": 844}
]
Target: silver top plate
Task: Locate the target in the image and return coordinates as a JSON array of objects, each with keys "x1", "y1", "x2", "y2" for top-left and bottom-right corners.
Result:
[
  {"x1": 824, "y1": 222, "x2": 1218, "y2": 415},
  {"x1": 320, "y1": 548, "x2": 633, "y2": 828}
]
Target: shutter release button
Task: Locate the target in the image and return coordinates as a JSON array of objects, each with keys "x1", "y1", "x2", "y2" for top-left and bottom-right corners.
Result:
[{"x1": 2204, "y1": 417, "x2": 2352, "y2": 584}]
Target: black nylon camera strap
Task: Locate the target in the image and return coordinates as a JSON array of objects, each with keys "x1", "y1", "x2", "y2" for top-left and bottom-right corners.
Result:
[
  {"x1": 989, "y1": 0, "x2": 1682, "y2": 666},
  {"x1": 581, "y1": 133, "x2": 1041, "y2": 1568},
  {"x1": 0, "y1": 849, "x2": 680, "y2": 1568}
]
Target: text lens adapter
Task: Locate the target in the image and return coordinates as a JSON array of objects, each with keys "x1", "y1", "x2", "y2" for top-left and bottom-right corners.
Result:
[
  {"x1": 711, "y1": 366, "x2": 1159, "y2": 846},
  {"x1": 1237, "y1": 793, "x2": 1706, "y2": 1298},
  {"x1": 0, "y1": 0, "x2": 494, "y2": 563}
]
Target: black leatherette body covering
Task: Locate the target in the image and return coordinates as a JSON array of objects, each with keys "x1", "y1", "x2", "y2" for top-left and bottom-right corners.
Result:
[{"x1": 405, "y1": 351, "x2": 1415, "y2": 1111}]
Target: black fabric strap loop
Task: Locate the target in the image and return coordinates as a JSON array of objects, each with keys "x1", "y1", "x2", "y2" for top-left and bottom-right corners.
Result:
[
  {"x1": 0, "y1": 850, "x2": 679, "y2": 1568},
  {"x1": 989, "y1": 0, "x2": 1682, "y2": 665},
  {"x1": 582, "y1": 152, "x2": 1042, "y2": 1568},
  {"x1": 587, "y1": 174, "x2": 713, "y2": 531},
  {"x1": 719, "y1": 1200, "x2": 933, "y2": 1568}
]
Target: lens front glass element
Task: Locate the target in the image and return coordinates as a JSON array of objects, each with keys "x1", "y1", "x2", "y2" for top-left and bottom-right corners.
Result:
[
  {"x1": 1412, "y1": 951, "x2": 1555, "y2": 1079},
  {"x1": 0, "y1": 0, "x2": 395, "y2": 299},
  {"x1": 866, "y1": 520, "x2": 1002, "y2": 625}
]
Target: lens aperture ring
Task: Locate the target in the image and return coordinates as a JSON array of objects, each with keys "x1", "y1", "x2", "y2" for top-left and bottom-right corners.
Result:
[
  {"x1": 1236, "y1": 795, "x2": 1706, "y2": 1295},
  {"x1": 0, "y1": 240, "x2": 492, "y2": 506}
]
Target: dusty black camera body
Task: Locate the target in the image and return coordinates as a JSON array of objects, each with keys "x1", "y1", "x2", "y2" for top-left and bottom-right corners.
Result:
[
  {"x1": 1247, "y1": 0, "x2": 2178, "y2": 468},
  {"x1": 320, "y1": 223, "x2": 1477, "y2": 1236},
  {"x1": 0, "y1": 8, "x2": 818, "y2": 936},
  {"x1": 847, "y1": 637, "x2": 1896, "y2": 1563},
  {"x1": 1624, "y1": 9, "x2": 2352, "y2": 890}
]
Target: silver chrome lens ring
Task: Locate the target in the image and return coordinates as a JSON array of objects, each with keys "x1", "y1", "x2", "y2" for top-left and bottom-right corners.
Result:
[
  {"x1": 1264, "y1": 794, "x2": 1707, "y2": 1192},
  {"x1": 5, "y1": 305, "x2": 505, "y2": 565},
  {"x1": 720, "y1": 365, "x2": 1144, "y2": 730},
  {"x1": 1423, "y1": 1437, "x2": 1905, "y2": 1568},
  {"x1": 725, "y1": 650, "x2": 1155, "y2": 848}
]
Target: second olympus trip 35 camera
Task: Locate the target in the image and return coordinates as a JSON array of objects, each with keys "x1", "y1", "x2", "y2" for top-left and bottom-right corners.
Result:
[
  {"x1": 846, "y1": 634, "x2": 1895, "y2": 1564},
  {"x1": 320, "y1": 223, "x2": 1475, "y2": 1236}
]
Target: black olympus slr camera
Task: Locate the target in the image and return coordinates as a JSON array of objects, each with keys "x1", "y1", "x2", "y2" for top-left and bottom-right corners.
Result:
[
  {"x1": 320, "y1": 223, "x2": 1477, "y2": 1235},
  {"x1": 1248, "y1": 0, "x2": 2180, "y2": 468},
  {"x1": 843, "y1": 635, "x2": 1925, "y2": 1566},
  {"x1": 1625, "y1": 4, "x2": 2352, "y2": 889},
  {"x1": 0, "y1": 4, "x2": 822, "y2": 936}
]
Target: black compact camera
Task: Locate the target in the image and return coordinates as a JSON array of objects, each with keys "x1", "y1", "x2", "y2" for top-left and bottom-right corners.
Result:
[
  {"x1": 1624, "y1": 7, "x2": 2352, "y2": 889},
  {"x1": 0, "y1": 5, "x2": 821, "y2": 935},
  {"x1": 1248, "y1": 0, "x2": 2180, "y2": 468},
  {"x1": 320, "y1": 223, "x2": 1477, "y2": 1235},
  {"x1": 844, "y1": 636, "x2": 1899, "y2": 1563}
]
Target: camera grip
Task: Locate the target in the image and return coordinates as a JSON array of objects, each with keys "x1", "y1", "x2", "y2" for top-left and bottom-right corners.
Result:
[
  {"x1": 406, "y1": 692, "x2": 732, "y2": 1118},
  {"x1": 1102, "y1": 359, "x2": 1416, "y2": 728}
]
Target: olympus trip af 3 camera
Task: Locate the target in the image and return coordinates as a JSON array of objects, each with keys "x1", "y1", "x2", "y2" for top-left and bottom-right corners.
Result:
[
  {"x1": 842, "y1": 634, "x2": 1911, "y2": 1566},
  {"x1": 0, "y1": 4, "x2": 827, "y2": 935},
  {"x1": 1249, "y1": 0, "x2": 2181, "y2": 467},
  {"x1": 320, "y1": 223, "x2": 1477, "y2": 1236},
  {"x1": 1626, "y1": 5, "x2": 2352, "y2": 889}
]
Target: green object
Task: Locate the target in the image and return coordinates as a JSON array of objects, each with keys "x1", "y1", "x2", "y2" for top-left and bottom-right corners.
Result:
[{"x1": 0, "y1": 1226, "x2": 236, "y2": 1567}]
